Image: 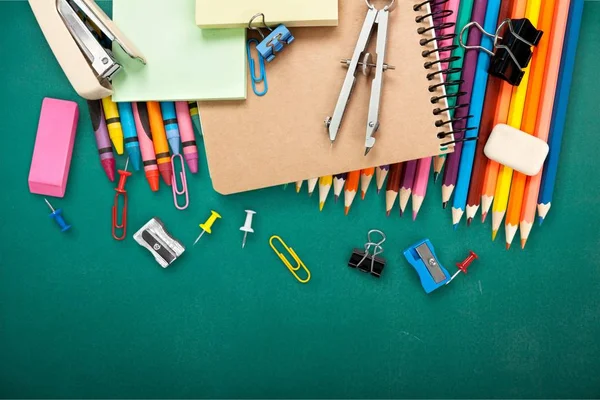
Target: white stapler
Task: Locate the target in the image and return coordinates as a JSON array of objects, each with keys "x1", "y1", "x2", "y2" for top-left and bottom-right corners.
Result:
[{"x1": 29, "y1": 0, "x2": 146, "y2": 100}]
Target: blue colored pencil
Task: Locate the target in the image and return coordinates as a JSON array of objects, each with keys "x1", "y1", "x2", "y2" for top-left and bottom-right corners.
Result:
[
  {"x1": 160, "y1": 102, "x2": 182, "y2": 155},
  {"x1": 451, "y1": 0, "x2": 501, "y2": 228},
  {"x1": 538, "y1": 0, "x2": 584, "y2": 224},
  {"x1": 116, "y1": 102, "x2": 142, "y2": 171}
]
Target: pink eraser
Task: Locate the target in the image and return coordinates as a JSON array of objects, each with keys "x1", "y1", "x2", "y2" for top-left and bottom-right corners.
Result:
[{"x1": 28, "y1": 98, "x2": 79, "y2": 198}]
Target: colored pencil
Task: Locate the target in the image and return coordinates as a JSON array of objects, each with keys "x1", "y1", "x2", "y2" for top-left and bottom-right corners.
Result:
[
  {"x1": 360, "y1": 167, "x2": 375, "y2": 200},
  {"x1": 520, "y1": 0, "x2": 572, "y2": 248},
  {"x1": 376, "y1": 165, "x2": 390, "y2": 194},
  {"x1": 441, "y1": 0, "x2": 478, "y2": 208},
  {"x1": 412, "y1": 157, "x2": 431, "y2": 220},
  {"x1": 504, "y1": 0, "x2": 558, "y2": 248},
  {"x1": 307, "y1": 177, "x2": 318, "y2": 197},
  {"x1": 385, "y1": 163, "x2": 403, "y2": 216},
  {"x1": 344, "y1": 170, "x2": 361, "y2": 215},
  {"x1": 333, "y1": 173, "x2": 347, "y2": 203},
  {"x1": 491, "y1": 0, "x2": 542, "y2": 241},
  {"x1": 295, "y1": 180, "x2": 303, "y2": 193},
  {"x1": 451, "y1": 0, "x2": 500, "y2": 228},
  {"x1": 433, "y1": 0, "x2": 473, "y2": 182},
  {"x1": 465, "y1": 0, "x2": 515, "y2": 225},
  {"x1": 319, "y1": 175, "x2": 333, "y2": 211},
  {"x1": 399, "y1": 160, "x2": 417, "y2": 216},
  {"x1": 537, "y1": 0, "x2": 583, "y2": 226},
  {"x1": 480, "y1": 0, "x2": 528, "y2": 222}
]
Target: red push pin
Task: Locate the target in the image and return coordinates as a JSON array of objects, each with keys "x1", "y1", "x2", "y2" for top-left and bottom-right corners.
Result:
[
  {"x1": 448, "y1": 250, "x2": 478, "y2": 283},
  {"x1": 112, "y1": 159, "x2": 132, "y2": 241}
]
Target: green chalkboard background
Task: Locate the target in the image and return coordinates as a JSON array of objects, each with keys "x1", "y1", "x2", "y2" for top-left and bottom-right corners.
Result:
[{"x1": 1, "y1": 1, "x2": 599, "y2": 398}]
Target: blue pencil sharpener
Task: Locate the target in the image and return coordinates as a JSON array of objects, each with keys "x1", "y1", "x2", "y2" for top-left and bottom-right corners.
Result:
[{"x1": 403, "y1": 239, "x2": 451, "y2": 294}]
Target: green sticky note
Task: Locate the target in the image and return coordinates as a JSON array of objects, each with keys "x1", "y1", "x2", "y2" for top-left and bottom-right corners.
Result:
[{"x1": 111, "y1": 0, "x2": 247, "y2": 102}]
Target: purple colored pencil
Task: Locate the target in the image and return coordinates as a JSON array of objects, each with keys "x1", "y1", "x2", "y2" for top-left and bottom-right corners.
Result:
[
  {"x1": 441, "y1": 0, "x2": 488, "y2": 208},
  {"x1": 399, "y1": 160, "x2": 418, "y2": 215},
  {"x1": 87, "y1": 100, "x2": 115, "y2": 182}
]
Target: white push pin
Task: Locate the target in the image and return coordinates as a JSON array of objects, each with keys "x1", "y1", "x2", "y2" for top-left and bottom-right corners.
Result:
[{"x1": 240, "y1": 210, "x2": 256, "y2": 249}]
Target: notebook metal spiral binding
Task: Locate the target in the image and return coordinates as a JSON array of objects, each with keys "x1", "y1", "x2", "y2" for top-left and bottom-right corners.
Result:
[{"x1": 414, "y1": 0, "x2": 477, "y2": 149}]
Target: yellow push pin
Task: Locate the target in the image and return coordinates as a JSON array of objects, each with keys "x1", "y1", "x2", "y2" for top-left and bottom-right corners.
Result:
[{"x1": 193, "y1": 210, "x2": 221, "y2": 245}]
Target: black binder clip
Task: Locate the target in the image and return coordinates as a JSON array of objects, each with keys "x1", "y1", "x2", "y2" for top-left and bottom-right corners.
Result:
[
  {"x1": 348, "y1": 230, "x2": 386, "y2": 278},
  {"x1": 459, "y1": 18, "x2": 543, "y2": 86}
]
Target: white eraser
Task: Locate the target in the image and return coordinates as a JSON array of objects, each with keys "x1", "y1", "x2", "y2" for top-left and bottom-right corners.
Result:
[{"x1": 484, "y1": 124, "x2": 549, "y2": 176}]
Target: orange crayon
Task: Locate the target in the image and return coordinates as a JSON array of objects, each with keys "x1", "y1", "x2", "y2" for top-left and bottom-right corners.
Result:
[{"x1": 147, "y1": 101, "x2": 173, "y2": 186}]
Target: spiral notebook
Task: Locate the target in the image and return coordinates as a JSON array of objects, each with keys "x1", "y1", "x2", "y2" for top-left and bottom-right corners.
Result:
[{"x1": 199, "y1": 0, "x2": 455, "y2": 195}]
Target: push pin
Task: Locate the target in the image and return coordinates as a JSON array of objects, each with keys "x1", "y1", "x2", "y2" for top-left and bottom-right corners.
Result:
[
  {"x1": 348, "y1": 229, "x2": 386, "y2": 278},
  {"x1": 240, "y1": 210, "x2": 256, "y2": 249},
  {"x1": 460, "y1": 18, "x2": 543, "y2": 86},
  {"x1": 248, "y1": 13, "x2": 294, "y2": 62},
  {"x1": 193, "y1": 210, "x2": 221, "y2": 245},
  {"x1": 112, "y1": 158, "x2": 132, "y2": 241},
  {"x1": 44, "y1": 198, "x2": 71, "y2": 232},
  {"x1": 447, "y1": 250, "x2": 478, "y2": 284}
]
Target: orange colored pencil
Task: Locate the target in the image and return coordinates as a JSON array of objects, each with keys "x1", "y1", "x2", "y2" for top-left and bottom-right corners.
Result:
[
  {"x1": 344, "y1": 170, "x2": 361, "y2": 215},
  {"x1": 480, "y1": 0, "x2": 527, "y2": 223},
  {"x1": 360, "y1": 167, "x2": 375, "y2": 199},
  {"x1": 504, "y1": 0, "x2": 557, "y2": 249},
  {"x1": 520, "y1": 0, "x2": 572, "y2": 248}
]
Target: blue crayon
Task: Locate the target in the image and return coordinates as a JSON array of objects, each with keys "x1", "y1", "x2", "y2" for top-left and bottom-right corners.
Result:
[
  {"x1": 160, "y1": 102, "x2": 181, "y2": 155},
  {"x1": 116, "y1": 102, "x2": 142, "y2": 171}
]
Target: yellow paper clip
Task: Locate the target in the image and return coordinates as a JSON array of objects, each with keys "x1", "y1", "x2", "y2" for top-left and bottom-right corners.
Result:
[{"x1": 269, "y1": 235, "x2": 310, "y2": 283}]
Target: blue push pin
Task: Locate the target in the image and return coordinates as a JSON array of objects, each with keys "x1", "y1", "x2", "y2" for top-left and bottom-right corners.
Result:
[{"x1": 44, "y1": 198, "x2": 71, "y2": 232}]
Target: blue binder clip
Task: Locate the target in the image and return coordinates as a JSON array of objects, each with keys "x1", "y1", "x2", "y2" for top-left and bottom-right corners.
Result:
[
  {"x1": 248, "y1": 13, "x2": 294, "y2": 62},
  {"x1": 403, "y1": 239, "x2": 451, "y2": 294}
]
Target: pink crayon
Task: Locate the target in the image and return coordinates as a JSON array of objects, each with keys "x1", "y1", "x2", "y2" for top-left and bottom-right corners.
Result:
[
  {"x1": 132, "y1": 102, "x2": 160, "y2": 192},
  {"x1": 175, "y1": 101, "x2": 199, "y2": 174},
  {"x1": 87, "y1": 100, "x2": 115, "y2": 182}
]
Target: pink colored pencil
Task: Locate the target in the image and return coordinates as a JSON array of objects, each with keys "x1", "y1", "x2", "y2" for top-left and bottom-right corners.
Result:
[
  {"x1": 412, "y1": 157, "x2": 431, "y2": 220},
  {"x1": 175, "y1": 101, "x2": 199, "y2": 174},
  {"x1": 438, "y1": 0, "x2": 461, "y2": 72}
]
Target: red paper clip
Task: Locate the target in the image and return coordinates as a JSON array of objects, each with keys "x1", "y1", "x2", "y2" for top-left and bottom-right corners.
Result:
[
  {"x1": 171, "y1": 154, "x2": 189, "y2": 210},
  {"x1": 112, "y1": 160, "x2": 132, "y2": 241}
]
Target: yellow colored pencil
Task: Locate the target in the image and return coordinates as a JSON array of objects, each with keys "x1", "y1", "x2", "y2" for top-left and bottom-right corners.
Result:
[
  {"x1": 504, "y1": 0, "x2": 556, "y2": 249},
  {"x1": 318, "y1": 175, "x2": 333, "y2": 211},
  {"x1": 491, "y1": 0, "x2": 542, "y2": 241}
]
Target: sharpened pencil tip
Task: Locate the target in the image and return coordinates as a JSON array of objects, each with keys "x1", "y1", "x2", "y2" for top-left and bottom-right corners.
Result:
[
  {"x1": 467, "y1": 217, "x2": 472, "y2": 226},
  {"x1": 308, "y1": 192, "x2": 313, "y2": 197},
  {"x1": 334, "y1": 195, "x2": 339, "y2": 203},
  {"x1": 386, "y1": 210, "x2": 391, "y2": 217},
  {"x1": 492, "y1": 230, "x2": 498, "y2": 241},
  {"x1": 433, "y1": 172, "x2": 439, "y2": 182},
  {"x1": 453, "y1": 223, "x2": 458, "y2": 231},
  {"x1": 481, "y1": 212, "x2": 488, "y2": 223},
  {"x1": 442, "y1": 202, "x2": 447, "y2": 210},
  {"x1": 377, "y1": 188, "x2": 381, "y2": 194},
  {"x1": 537, "y1": 216, "x2": 544, "y2": 226},
  {"x1": 412, "y1": 211, "x2": 417, "y2": 221},
  {"x1": 506, "y1": 242, "x2": 511, "y2": 250},
  {"x1": 319, "y1": 202, "x2": 324, "y2": 211},
  {"x1": 400, "y1": 209, "x2": 404, "y2": 217},
  {"x1": 361, "y1": 191, "x2": 366, "y2": 200},
  {"x1": 521, "y1": 239, "x2": 527, "y2": 249},
  {"x1": 344, "y1": 206, "x2": 350, "y2": 216}
]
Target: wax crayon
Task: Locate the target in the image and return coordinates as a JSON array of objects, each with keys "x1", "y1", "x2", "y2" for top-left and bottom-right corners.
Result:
[
  {"x1": 87, "y1": 100, "x2": 115, "y2": 182},
  {"x1": 175, "y1": 101, "x2": 199, "y2": 173},
  {"x1": 132, "y1": 102, "x2": 160, "y2": 192},
  {"x1": 188, "y1": 101, "x2": 203, "y2": 136},
  {"x1": 101, "y1": 96, "x2": 124, "y2": 155},
  {"x1": 160, "y1": 102, "x2": 181, "y2": 155},
  {"x1": 117, "y1": 102, "x2": 142, "y2": 171},
  {"x1": 147, "y1": 101, "x2": 173, "y2": 186}
]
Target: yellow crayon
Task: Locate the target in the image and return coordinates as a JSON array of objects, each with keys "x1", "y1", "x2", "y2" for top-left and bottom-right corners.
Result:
[{"x1": 101, "y1": 97, "x2": 124, "y2": 155}]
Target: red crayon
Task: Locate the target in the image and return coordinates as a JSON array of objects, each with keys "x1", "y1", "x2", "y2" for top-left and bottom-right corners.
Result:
[{"x1": 132, "y1": 102, "x2": 160, "y2": 191}]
